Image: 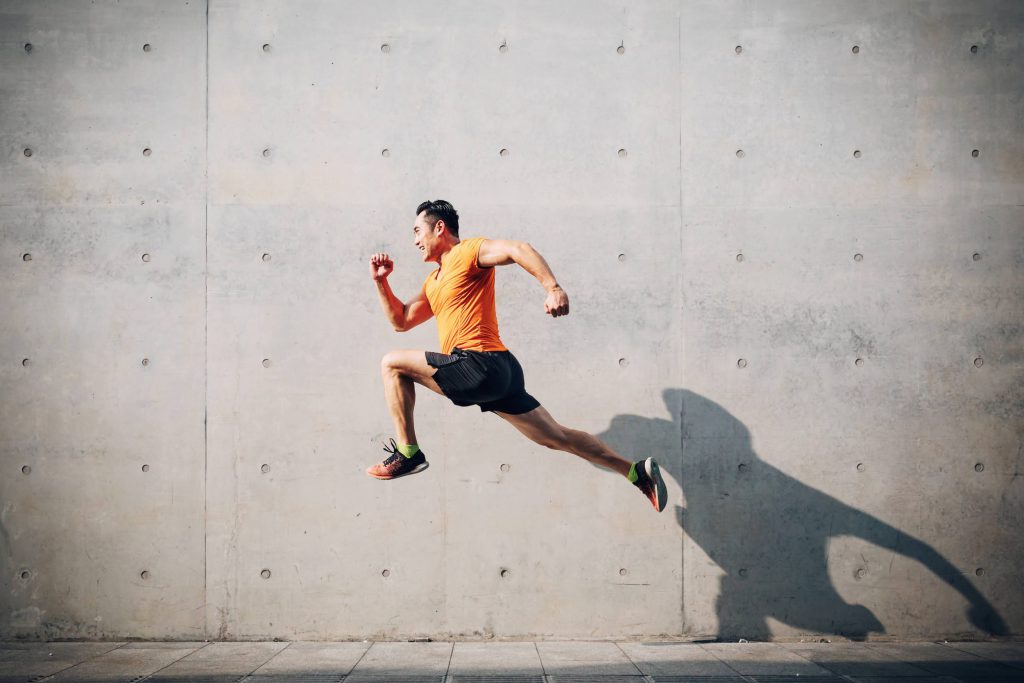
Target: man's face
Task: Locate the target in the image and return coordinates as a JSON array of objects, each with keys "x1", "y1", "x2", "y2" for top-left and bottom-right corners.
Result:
[{"x1": 413, "y1": 212, "x2": 443, "y2": 262}]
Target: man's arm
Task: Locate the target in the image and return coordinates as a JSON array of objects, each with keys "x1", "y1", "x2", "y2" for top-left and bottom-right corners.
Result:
[
  {"x1": 478, "y1": 239, "x2": 569, "y2": 317},
  {"x1": 370, "y1": 252, "x2": 434, "y2": 332}
]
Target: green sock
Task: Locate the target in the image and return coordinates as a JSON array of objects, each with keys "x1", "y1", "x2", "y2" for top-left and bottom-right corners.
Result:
[
  {"x1": 627, "y1": 462, "x2": 638, "y2": 483},
  {"x1": 398, "y1": 443, "x2": 420, "y2": 458}
]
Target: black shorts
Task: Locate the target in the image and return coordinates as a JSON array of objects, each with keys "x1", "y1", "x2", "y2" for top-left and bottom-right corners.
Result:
[{"x1": 425, "y1": 347, "x2": 541, "y2": 415}]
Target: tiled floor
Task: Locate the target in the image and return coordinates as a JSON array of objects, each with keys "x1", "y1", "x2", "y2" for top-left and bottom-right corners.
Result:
[{"x1": 0, "y1": 639, "x2": 1021, "y2": 683}]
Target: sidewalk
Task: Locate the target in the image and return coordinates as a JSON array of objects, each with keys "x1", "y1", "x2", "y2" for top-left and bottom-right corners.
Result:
[{"x1": 1, "y1": 639, "x2": 1022, "y2": 682}]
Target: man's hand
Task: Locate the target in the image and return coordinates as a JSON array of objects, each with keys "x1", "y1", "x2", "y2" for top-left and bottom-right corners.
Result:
[
  {"x1": 370, "y1": 253, "x2": 394, "y2": 281},
  {"x1": 544, "y1": 285, "x2": 569, "y2": 317}
]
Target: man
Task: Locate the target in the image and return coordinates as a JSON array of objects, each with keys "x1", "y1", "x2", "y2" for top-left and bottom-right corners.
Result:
[{"x1": 366, "y1": 199, "x2": 667, "y2": 512}]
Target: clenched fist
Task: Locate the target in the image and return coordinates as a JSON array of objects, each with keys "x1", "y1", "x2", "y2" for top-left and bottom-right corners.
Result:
[
  {"x1": 370, "y1": 253, "x2": 394, "y2": 281},
  {"x1": 544, "y1": 286, "x2": 569, "y2": 317}
]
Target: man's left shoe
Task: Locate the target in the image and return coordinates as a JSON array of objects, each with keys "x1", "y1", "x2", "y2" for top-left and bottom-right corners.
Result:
[
  {"x1": 366, "y1": 438, "x2": 429, "y2": 480},
  {"x1": 632, "y1": 457, "x2": 667, "y2": 512}
]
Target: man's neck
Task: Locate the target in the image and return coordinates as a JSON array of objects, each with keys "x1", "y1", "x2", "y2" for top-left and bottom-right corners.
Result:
[{"x1": 438, "y1": 239, "x2": 460, "y2": 268}]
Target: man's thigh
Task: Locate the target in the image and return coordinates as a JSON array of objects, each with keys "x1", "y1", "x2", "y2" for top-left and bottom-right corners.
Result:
[{"x1": 381, "y1": 349, "x2": 445, "y2": 395}]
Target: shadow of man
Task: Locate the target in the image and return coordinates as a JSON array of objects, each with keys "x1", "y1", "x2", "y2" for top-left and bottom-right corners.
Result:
[{"x1": 591, "y1": 387, "x2": 1008, "y2": 640}]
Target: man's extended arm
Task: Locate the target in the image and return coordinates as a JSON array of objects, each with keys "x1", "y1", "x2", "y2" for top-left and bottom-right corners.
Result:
[{"x1": 480, "y1": 240, "x2": 569, "y2": 317}]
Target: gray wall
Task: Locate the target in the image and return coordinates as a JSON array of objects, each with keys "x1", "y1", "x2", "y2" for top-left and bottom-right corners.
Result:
[{"x1": 1, "y1": 0, "x2": 1021, "y2": 641}]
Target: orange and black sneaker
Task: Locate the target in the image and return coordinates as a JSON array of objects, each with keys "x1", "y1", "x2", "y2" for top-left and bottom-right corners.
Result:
[
  {"x1": 366, "y1": 438, "x2": 429, "y2": 480},
  {"x1": 632, "y1": 457, "x2": 667, "y2": 512}
]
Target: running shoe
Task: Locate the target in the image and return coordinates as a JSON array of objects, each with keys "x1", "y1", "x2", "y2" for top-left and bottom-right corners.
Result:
[
  {"x1": 633, "y1": 457, "x2": 667, "y2": 512},
  {"x1": 366, "y1": 437, "x2": 429, "y2": 480}
]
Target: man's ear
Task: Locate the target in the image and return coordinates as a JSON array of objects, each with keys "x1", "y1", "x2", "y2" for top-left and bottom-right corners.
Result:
[{"x1": 434, "y1": 219, "x2": 446, "y2": 236}]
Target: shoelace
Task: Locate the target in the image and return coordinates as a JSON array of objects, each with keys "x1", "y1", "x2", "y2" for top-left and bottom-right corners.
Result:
[{"x1": 382, "y1": 437, "x2": 402, "y2": 465}]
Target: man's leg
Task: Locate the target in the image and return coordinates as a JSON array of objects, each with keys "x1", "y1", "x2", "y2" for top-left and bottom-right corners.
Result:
[
  {"x1": 380, "y1": 349, "x2": 445, "y2": 445},
  {"x1": 493, "y1": 405, "x2": 632, "y2": 478}
]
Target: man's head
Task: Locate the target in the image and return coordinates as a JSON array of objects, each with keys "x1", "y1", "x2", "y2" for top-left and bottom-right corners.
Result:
[{"x1": 414, "y1": 199, "x2": 460, "y2": 263}]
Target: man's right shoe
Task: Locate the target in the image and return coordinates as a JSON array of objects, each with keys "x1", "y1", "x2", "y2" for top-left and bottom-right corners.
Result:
[
  {"x1": 366, "y1": 438, "x2": 429, "y2": 480},
  {"x1": 632, "y1": 457, "x2": 667, "y2": 512}
]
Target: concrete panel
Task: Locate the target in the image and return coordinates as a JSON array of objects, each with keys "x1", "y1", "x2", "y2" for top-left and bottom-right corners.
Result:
[{"x1": 0, "y1": 0, "x2": 1021, "y2": 642}]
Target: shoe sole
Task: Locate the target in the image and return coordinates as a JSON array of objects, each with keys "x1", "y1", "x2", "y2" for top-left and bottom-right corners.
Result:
[
  {"x1": 644, "y1": 457, "x2": 667, "y2": 512},
  {"x1": 367, "y1": 461, "x2": 429, "y2": 480}
]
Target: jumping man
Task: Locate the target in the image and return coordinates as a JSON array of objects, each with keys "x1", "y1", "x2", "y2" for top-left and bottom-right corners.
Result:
[{"x1": 366, "y1": 199, "x2": 667, "y2": 512}]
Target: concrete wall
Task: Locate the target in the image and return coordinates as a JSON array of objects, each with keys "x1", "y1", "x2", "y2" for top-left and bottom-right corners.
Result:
[{"x1": 0, "y1": 0, "x2": 1021, "y2": 641}]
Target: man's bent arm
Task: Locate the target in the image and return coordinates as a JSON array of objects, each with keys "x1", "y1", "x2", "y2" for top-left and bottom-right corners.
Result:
[
  {"x1": 375, "y1": 278, "x2": 406, "y2": 331},
  {"x1": 513, "y1": 243, "x2": 561, "y2": 291}
]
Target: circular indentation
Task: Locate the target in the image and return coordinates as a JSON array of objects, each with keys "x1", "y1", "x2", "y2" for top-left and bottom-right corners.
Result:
[
  {"x1": 20, "y1": 570, "x2": 30, "y2": 580},
  {"x1": 141, "y1": 570, "x2": 150, "y2": 580},
  {"x1": 974, "y1": 462, "x2": 984, "y2": 472},
  {"x1": 143, "y1": 148, "x2": 152, "y2": 157},
  {"x1": 856, "y1": 462, "x2": 866, "y2": 472},
  {"x1": 617, "y1": 44, "x2": 625, "y2": 55},
  {"x1": 735, "y1": 149, "x2": 745, "y2": 158},
  {"x1": 24, "y1": 43, "x2": 33, "y2": 53},
  {"x1": 617, "y1": 253, "x2": 626, "y2": 262},
  {"x1": 976, "y1": 567, "x2": 985, "y2": 576},
  {"x1": 22, "y1": 358, "x2": 30, "y2": 366},
  {"x1": 381, "y1": 569, "x2": 390, "y2": 578},
  {"x1": 618, "y1": 148, "x2": 627, "y2": 158},
  {"x1": 500, "y1": 463, "x2": 510, "y2": 472},
  {"x1": 499, "y1": 41, "x2": 508, "y2": 53},
  {"x1": 261, "y1": 569, "x2": 271, "y2": 579},
  {"x1": 142, "y1": 464, "x2": 150, "y2": 472},
  {"x1": 143, "y1": 43, "x2": 151, "y2": 52},
  {"x1": 738, "y1": 463, "x2": 748, "y2": 473},
  {"x1": 854, "y1": 253, "x2": 863, "y2": 262},
  {"x1": 262, "y1": 253, "x2": 271, "y2": 262},
  {"x1": 500, "y1": 568, "x2": 510, "y2": 578},
  {"x1": 23, "y1": 148, "x2": 32, "y2": 157},
  {"x1": 738, "y1": 568, "x2": 748, "y2": 577},
  {"x1": 261, "y1": 463, "x2": 270, "y2": 473},
  {"x1": 23, "y1": 253, "x2": 32, "y2": 261},
  {"x1": 735, "y1": 45, "x2": 742, "y2": 54},
  {"x1": 737, "y1": 358, "x2": 747, "y2": 368},
  {"x1": 262, "y1": 43, "x2": 271, "y2": 53},
  {"x1": 970, "y1": 44, "x2": 978, "y2": 54},
  {"x1": 142, "y1": 253, "x2": 151, "y2": 262},
  {"x1": 499, "y1": 148, "x2": 509, "y2": 157},
  {"x1": 262, "y1": 148, "x2": 271, "y2": 158},
  {"x1": 618, "y1": 357, "x2": 629, "y2": 368},
  {"x1": 972, "y1": 252, "x2": 981, "y2": 261},
  {"x1": 973, "y1": 357, "x2": 984, "y2": 367},
  {"x1": 381, "y1": 148, "x2": 390, "y2": 157},
  {"x1": 380, "y1": 43, "x2": 390, "y2": 54},
  {"x1": 22, "y1": 465, "x2": 31, "y2": 475},
  {"x1": 855, "y1": 568, "x2": 866, "y2": 579},
  {"x1": 619, "y1": 568, "x2": 628, "y2": 576},
  {"x1": 972, "y1": 149, "x2": 980, "y2": 158},
  {"x1": 736, "y1": 253, "x2": 744, "y2": 262},
  {"x1": 855, "y1": 357, "x2": 864, "y2": 367},
  {"x1": 262, "y1": 358, "x2": 271, "y2": 368},
  {"x1": 141, "y1": 358, "x2": 149, "y2": 366},
  {"x1": 852, "y1": 45, "x2": 860, "y2": 54},
  {"x1": 853, "y1": 150, "x2": 862, "y2": 158}
]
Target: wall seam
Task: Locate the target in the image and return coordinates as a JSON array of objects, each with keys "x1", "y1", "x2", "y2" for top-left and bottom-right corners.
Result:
[
  {"x1": 677, "y1": 0, "x2": 686, "y2": 637},
  {"x1": 203, "y1": 0, "x2": 211, "y2": 640}
]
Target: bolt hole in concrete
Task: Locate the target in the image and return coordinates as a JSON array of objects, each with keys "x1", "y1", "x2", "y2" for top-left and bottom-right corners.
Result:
[
  {"x1": 262, "y1": 43, "x2": 271, "y2": 52},
  {"x1": 853, "y1": 149, "x2": 862, "y2": 158},
  {"x1": 854, "y1": 253, "x2": 863, "y2": 261},
  {"x1": 499, "y1": 148, "x2": 509, "y2": 157},
  {"x1": 971, "y1": 44, "x2": 979, "y2": 53},
  {"x1": 852, "y1": 45, "x2": 860, "y2": 54},
  {"x1": 499, "y1": 41, "x2": 508, "y2": 53},
  {"x1": 24, "y1": 42, "x2": 32, "y2": 52},
  {"x1": 974, "y1": 357, "x2": 984, "y2": 367},
  {"x1": 141, "y1": 571, "x2": 150, "y2": 580},
  {"x1": 736, "y1": 149, "x2": 745, "y2": 158},
  {"x1": 382, "y1": 569, "x2": 391, "y2": 578},
  {"x1": 143, "y1": 148, "x2": 152, "y2": 156},
  {"x1": 738, "y1": 463, "x2": 748, "y2": 473},
  {"x1": 262, "y1": 358, "x2": 271, "y2": 368},
  {"x1": 735, "y1": 45, "x2": 742, "y2": 54},
  {"x1": 381, "y1": 43, "x2": 390, "y2": 53},
  {"x1": 500, "y1": 569, "x2": 510, "y2": 578},
  {"x1": 263, "y1": 148, "x2": 271, "y2": 157},
  {"x1": 973, "y1": 252, "x2": 981, "y2": 261},
  {"x1": 619, "y1": 568, "x2": 628, "y2": 576},
  {"x1": 618, "y1": 357, "x2": 629, "y2": 368},
  {"x1": 855, "y1": 357, "x2": 864, "y2": 366},
  {"x1": 261, "y1": 464, "x2": 270, "y2": 473},
  {"x1": 23, "y1": 253, "x2": 31, "y2": 261},
  {"x1": 143, "y1": 43, "x2": 151, "y2": 52},
  {"x1": 618, "y1": 253, "x2": 626, "y2": 261},
  {"x1": 22, "y1": 465, "x2": 31, "y2": 475},
  {"x1": 976, "y1": 567, "x2": 985, "y2": 576},
  {"x1": 142, "y1": 464, "x2": 150, "y2": 472},
  {"x1": 142, "y1": 253, "x2": 150, "y2": 262},
  {"x1": 500, "y1": 463, "x2": 510, "y2": 472},
  {"x1": 738, "y1": 568, "x2": 748, "y2": 577},
  {"x1": 21, "y1": 571, "x2": 29, "y2": 579},
  {"x1": 381, "y1": 148, "x2": 390, "y2": 157},
  {"x1": 141, "y1": 357, "x2": 150, "y2": 366},
  {"x1": 23, "y1": 148, "x2": 32, "y2": 157},
  {"x1": 736, "y1": 253, "x2": 744, "y2": 262},
  {"x1": 262, "y1": 253, "x2": 271, "y2": 262},
  {"x1": 737, "y1": 358, "x2": 747, "y2": 368},
  {"x1": 856, "y1": 463, "x2": 866, "y2": 472},
  {"x1": 975, "y1": 463, "x2": 985, "y2": 472},
  {"x1": 618, "y1": 148, "x2": 627, "y2": 158},
  {"x1": 22, "y1": 358, "x2": 30, "y2": 366},
  {"x1": 972, "y1": 148, "x2": 980, "y2": 157},
  {"x1": 261, "y1": 569, "x2": 271, "y2": 579}
]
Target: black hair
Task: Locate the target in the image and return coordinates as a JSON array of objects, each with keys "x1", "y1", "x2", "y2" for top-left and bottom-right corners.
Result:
[{"x1": 416, "y1": 199, "x2": 459, "y2": 238}]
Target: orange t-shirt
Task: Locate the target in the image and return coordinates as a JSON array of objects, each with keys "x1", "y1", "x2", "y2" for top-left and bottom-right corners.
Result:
[{"x1": 422, "y1": 236, "x2": 508, "y2": 355}]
